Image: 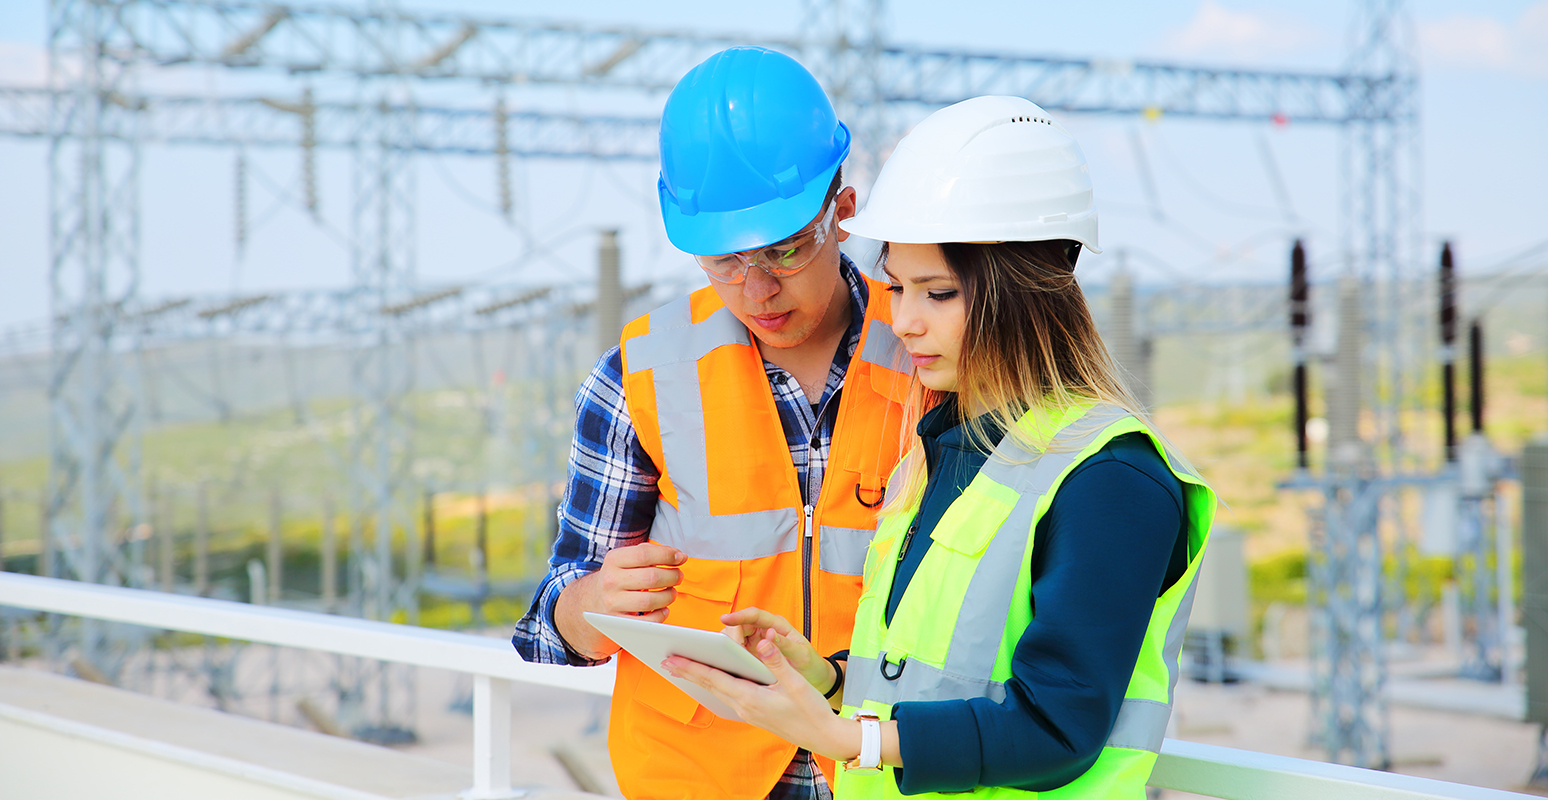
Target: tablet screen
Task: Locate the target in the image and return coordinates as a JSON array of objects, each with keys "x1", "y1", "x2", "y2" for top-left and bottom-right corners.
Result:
[{"x1": 583, "y1": 612, "x2": 777, "y2": 721}]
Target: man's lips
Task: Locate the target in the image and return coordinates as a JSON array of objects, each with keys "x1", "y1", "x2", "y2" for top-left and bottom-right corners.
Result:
[{"x1": 750, "y1": 311, "x2": 791, "y2": 330}]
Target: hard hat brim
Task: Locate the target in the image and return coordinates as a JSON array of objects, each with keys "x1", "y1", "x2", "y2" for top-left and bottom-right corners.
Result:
[
  {"x1": 660, "y1": 161, "x2": 845, "y2": 257},
  {"x1": 840, "y1": 212, "x2": 1102, "y2": 255}
]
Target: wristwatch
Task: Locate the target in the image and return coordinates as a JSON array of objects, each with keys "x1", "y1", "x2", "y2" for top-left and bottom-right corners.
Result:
[{"x1": 843, "y1": 709, "x2": 883, "y2": 774}]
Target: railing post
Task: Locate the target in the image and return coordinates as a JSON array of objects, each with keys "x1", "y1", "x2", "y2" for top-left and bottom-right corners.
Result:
[{"x1": 465, "y1": 674, "x2": 520, "y2": 799}]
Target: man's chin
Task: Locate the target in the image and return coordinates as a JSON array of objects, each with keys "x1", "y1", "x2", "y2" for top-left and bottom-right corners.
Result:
[{"x1": 748, "y1": 322, "x2": 813, "y2": 350}]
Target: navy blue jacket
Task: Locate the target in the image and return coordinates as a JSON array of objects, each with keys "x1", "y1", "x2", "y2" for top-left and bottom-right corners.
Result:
[{"x1": 883, "y1": 399, "x2": 1189, "y2": 794}]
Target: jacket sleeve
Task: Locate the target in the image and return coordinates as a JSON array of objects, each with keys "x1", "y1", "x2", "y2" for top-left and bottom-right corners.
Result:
[
  {"x1": 511, "y1": 346, "x2": 660, "y2": 666},
  {"x1": 890, "y1": 454, "x2": 1185, "y2": 793}
]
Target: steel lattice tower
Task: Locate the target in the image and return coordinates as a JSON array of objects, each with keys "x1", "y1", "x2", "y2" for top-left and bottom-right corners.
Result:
[
  {"x1": 801, "y1": 0, "x2": 890, "y2": 193},
  {"x1": 1302, "y1": 0, "x2": 1423, "y2": 769},
  {"x1": 44, "y1": 0, "x2": 149, "y2": 680}
]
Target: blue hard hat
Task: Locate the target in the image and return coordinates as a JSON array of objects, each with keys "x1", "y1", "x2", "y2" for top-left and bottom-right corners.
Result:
[{"x1": 657, "y1": 47, "x2": 850, "y2": 256}]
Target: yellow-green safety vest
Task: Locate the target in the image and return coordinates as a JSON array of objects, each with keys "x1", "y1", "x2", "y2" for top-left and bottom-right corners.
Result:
[{"x1": 836, "y1": 403, "x2": 1216, "y2": 800}]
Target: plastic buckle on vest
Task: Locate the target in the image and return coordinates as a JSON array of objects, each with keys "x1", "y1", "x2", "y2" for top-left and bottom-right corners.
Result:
[{"x1": 879, "y1": 652, "x2": 906, "y2": 681}]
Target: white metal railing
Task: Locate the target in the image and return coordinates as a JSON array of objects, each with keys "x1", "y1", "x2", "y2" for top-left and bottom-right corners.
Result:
[
  {"x1": 0, "y1": 573, "x2": 1532, "y2": 800},
  {"x1": 0, "y1": 572, "x2": 612, "y2": 799}
]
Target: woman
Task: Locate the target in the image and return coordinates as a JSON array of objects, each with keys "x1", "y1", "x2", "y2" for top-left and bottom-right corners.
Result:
[{"x1": 665, "y1": 96, "x2": 1215, "y2": 799}]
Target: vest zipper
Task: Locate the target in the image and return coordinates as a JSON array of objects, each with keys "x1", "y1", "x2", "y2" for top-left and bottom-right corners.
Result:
[
  {"x1": 897, "y1": 519, "x2": 919, "y2": 564},
  {"x1": 802, "y1": 503, "x2": 814, "y2": 640},
  {"x1": 804, "y1": 377, "x2": 842, "y2": 644}
]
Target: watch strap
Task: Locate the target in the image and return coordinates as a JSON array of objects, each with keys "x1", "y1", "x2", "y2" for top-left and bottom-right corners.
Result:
[{"x1": 844, "y1": 710, "x2": 883, "y2": 773}]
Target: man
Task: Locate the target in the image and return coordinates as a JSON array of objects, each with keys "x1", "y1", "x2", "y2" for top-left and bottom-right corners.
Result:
[{"x1": 513, "y1": 46, "x2": 910, "y2": 800}]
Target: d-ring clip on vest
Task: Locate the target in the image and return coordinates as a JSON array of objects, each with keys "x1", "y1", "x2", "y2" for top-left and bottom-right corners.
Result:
[
  {"x1": 855, "y1": 483, "x2": 884, "y2": 509},
  {"x1": 879, "y1": 652, "x2": 906, "y2": 681}
]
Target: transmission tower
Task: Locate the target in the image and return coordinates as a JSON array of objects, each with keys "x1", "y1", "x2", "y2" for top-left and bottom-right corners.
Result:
[
  {"x1": 44, "y1": 0, "x2": 150, "y2": 680},
  {"x1": 800, "y1": 0, "x2": 890, "y2": 191},
  {"x1": 1299, "y1": 0, "x2": 1422, "y2": 770}
]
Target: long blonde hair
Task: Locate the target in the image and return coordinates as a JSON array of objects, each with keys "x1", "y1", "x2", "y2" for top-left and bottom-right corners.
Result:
[{"x1": 880, "y1": 239, "x2": 1150, "y2": 517}]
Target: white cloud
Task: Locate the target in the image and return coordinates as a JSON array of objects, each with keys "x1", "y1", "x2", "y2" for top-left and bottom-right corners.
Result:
[
  {"x1": 1419, "y1": 1, "x2": 1548, "y2": 79},
  {"x1": 1158, "y1": 1, "x2": 1326, "y2": 60}
]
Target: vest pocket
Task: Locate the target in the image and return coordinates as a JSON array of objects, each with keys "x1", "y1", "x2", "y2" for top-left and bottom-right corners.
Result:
[
  {"x1": 929, "y1": 481, "x2": 1018, "y2": 556},
  {"x1": 634, "y1": 558, "x2": 739, "y2": 726},
  {"x1": 671, "y1": 558, "x2": 739, "y2": 628}
]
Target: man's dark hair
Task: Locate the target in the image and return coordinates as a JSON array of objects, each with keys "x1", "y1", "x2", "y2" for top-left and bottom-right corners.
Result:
[{"x1": 824, "y1": 167, "x2": 844, "y2": 206}]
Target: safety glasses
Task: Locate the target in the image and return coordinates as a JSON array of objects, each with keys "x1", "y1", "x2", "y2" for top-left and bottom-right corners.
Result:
[{"x1": 694, "y1": 200, "x2": 837, "y2": 284}]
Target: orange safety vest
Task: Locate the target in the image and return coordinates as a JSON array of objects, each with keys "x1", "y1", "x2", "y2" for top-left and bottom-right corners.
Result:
[{"x1": 610, "y1": 275, "x2": 910, "y2": 799}]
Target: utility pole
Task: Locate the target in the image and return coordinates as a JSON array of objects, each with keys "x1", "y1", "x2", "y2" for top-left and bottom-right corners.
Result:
[{"x1": 597, "y1": 230, "x2": 624, "y2": 358}]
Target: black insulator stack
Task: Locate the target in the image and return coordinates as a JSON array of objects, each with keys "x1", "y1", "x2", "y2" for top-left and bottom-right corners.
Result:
[
  {"x1": 1470, "y1": 319, "x2": 1485, "y2": 434},
  {"x1": 1440, "y1": 242, "x2": 1458, "y2": 460},
  {"x1": 1290, "y1": 239, "x2": 1310, "y2": 469}
]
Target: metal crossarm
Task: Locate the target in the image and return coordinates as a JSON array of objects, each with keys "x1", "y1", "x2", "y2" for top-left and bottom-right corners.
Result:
[
  {"x1": 98, "y1": 1, "x2": 1404, "y2": 124},
  {"x1": 875, "y1": 51, "x2": 1400, "y2": 123},
  {"x1": 0, "y1": 86, "x2": 658, "y2": 159}
]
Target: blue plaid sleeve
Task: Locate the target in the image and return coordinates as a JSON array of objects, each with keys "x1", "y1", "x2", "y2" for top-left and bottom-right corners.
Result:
[{"x1": 512, "y1": 345, "x2": 660, "y2": 666}]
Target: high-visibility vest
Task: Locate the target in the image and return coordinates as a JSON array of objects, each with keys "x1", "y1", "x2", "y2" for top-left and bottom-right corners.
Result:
[
  {"x1": 837, "y1": 403, "x2": 1216, "y2": 800},
  {"x1": 610, "y1": 277, "x2": 911, "y2": 800}
]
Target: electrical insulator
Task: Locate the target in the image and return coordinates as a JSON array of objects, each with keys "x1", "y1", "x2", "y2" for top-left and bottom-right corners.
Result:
[
  {"x1": 495, "y1": 96, "x2": 512, "y2": 221},
  {"x1": 234, "y1": 150, "x2": 247, "y2": 258},
  {"x1": 301, "y1": 86, "x2": 318, "y2": 219}
]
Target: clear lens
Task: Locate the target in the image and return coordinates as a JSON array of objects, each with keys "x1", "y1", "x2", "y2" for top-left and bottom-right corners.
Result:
[{"x1": 694, "y1": 200, "x2": 835, "y2": 284}]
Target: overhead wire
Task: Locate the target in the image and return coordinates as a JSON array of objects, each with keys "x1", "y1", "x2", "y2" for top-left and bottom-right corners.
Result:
[
  {"x1": 1256, "y1": 133, "x2": 1301, "y2": 226},
  {"x1": 245, "y1": 158, "x2": 356, "y2": 251},
  {"x1": 1468, "y1": 237, "x2": 1548, "y2": 314},
  {"x1": 1149, "y1": 128, "x2": 1286, "y2": 221},
  {"x1": 1123, "y1": 127, "x2": 1221, "y2": 256}
]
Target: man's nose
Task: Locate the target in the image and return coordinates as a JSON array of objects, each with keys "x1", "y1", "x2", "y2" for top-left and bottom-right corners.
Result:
[{"x1": 741, "y1": 265, "x2": 781, "y2": 303}]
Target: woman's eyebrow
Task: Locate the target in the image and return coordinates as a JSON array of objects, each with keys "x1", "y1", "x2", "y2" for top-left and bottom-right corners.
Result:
[{"x1": 909, "y1": 274, "x2": 954, "y2": 284}]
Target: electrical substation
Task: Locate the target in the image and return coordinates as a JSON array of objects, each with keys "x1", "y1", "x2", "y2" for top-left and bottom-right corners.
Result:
[{"x1": 1, "y1": 0, "x2": 1547, "y2": 796}]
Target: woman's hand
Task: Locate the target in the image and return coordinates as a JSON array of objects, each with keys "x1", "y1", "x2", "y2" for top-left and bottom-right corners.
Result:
[
  {"x1": 719, "y1": 607, "x2": 835, "y2": 695},
  {"x1": 663, "y1": 630, "x2": 858, "y2": 762}
]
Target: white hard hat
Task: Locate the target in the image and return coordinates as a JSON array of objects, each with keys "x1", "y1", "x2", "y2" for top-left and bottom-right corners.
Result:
[{"x1": 841, "y1": 96, "x2": 1100, "y2": 253}]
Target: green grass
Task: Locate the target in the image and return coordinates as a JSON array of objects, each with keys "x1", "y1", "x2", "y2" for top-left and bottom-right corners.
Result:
[{"x1": 3, "y1": 346, "x2": 1544, "y2": 635}]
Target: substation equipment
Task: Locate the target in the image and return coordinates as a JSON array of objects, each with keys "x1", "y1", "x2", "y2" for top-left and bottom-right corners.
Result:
[{"x1": 0, "y1": 0, "x2": 1422, "y2": 763}]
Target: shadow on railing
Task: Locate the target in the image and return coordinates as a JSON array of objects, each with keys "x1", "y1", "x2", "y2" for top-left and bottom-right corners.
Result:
[{"x1": 0, "y1": 573, "x2": 1530, "y2": 800}]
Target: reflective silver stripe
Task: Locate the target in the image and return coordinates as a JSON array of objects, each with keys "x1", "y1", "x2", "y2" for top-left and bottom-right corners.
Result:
[
  {"x1": 625, "y1": 303, "x2": 748, "y2": 374},
  {"x1": 1104, "y1": 698, "x2": 1171, "y2": 753},
  {"x1": 818, "y1": 526, "x2": 871, "y2": 576},
  {"x1": 630, "y1": 296, "x2": 795, "y2": 559},
  {"x1": 651, "y1": 501, "x2": 799, "y2": 561},
  {"x1": 942, "y1": 405, "x2": 1134, "y2": 681},
  {"x1": 843, "y1": 654, "x2": 1007, "y2": 708},
  {"x1": 858, "y1": 319, "x2": 909, "y2": 373},
  {"x1": 1163, "y1": 562, "x2": 1203, "y2": 705},
  {"x1": 653, "y1": 357, "x2": 712, "y2": 513}
]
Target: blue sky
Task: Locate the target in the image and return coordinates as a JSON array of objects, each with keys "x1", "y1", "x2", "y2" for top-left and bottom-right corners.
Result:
[{"x1": 0, "y1": 0, "x2": 1544, "y2": 329}]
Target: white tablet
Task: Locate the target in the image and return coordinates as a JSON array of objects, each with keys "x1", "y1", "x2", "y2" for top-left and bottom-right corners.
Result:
[{"x1": 583, "y1": 611, "x2": 776, "y2": 722}]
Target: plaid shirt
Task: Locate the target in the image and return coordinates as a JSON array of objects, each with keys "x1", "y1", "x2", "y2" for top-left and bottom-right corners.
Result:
[{"x1": 513, "y1": 255, "x2": 867, "y2": 800}]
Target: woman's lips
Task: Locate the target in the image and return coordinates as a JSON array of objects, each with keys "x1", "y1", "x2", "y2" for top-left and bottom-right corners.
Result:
[
  {"x1": 751, "y1": 312, "x2": 791, "y2": 331},
  {"x1": 911, "y1": 353, "x2": 940, "y2": 367}
]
